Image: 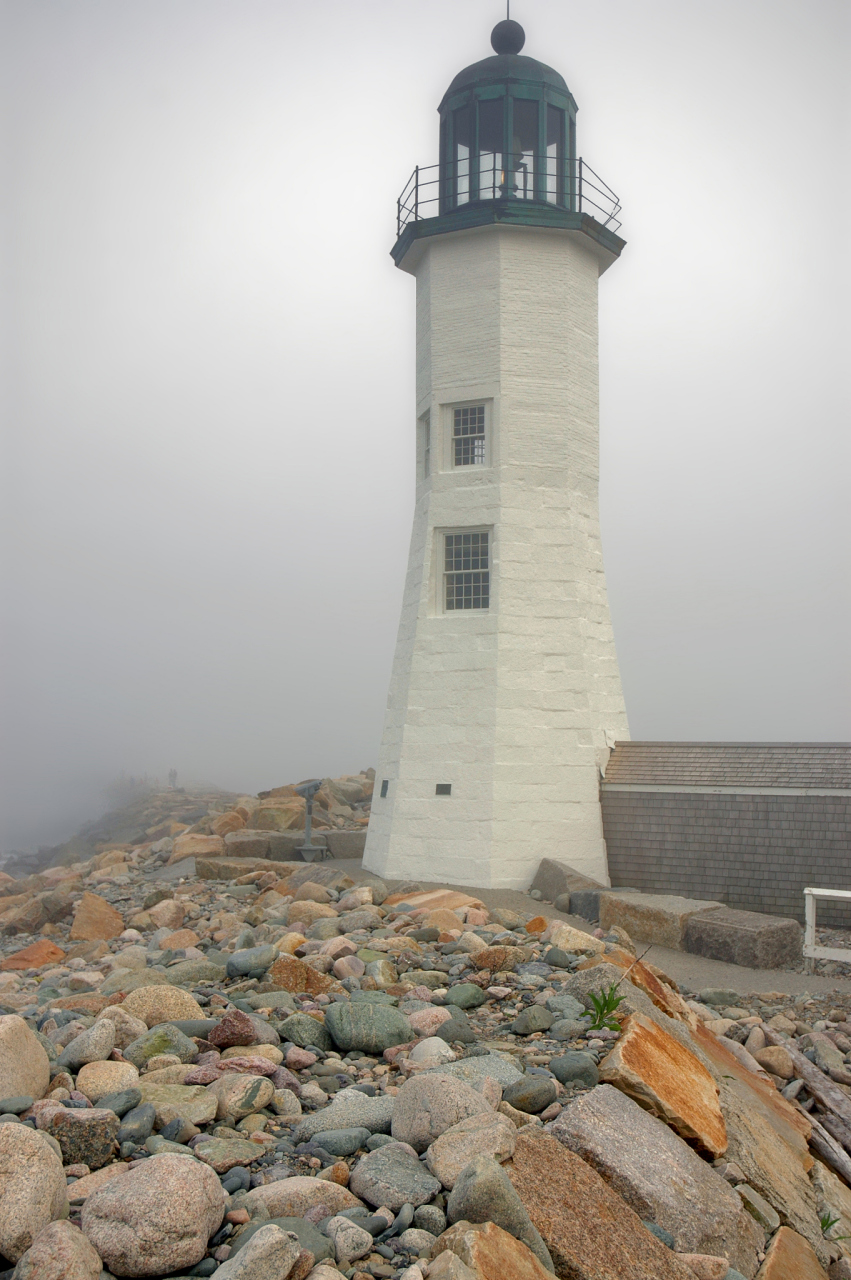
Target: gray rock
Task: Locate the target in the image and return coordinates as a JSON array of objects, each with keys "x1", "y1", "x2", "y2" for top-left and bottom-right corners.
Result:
[
  {"x1": 350, "y1": 990, "x2": 399, "y2": 1006},
  {"x1": 349, "y1": 1142, "x2": 441, "y2": 1210},
  {"x1": 509, "y1": 1006, "x2": 554, "y2": 1036},
  {"x1": 435, "y1": 1018, "x2": 478, "y2": 1045},
  {"x1": 324, "y1": 1002, "x2": 412, "y2": 1055},
  {"x1": 310, "y1": 1126, "x2": 372, "y2": 1156},
  {"x1": 421, "y1": 1054, "x2": 523, "y2": 1089},
  {"x1": 530, "y1": 858, "x2": 606, "y2": 904},
  {"x1": 552, "y1": 1084, "x2": 763, "y2": 1277},
  {"x1": 391, "y1": 1072, "x2": 492, "y2": 1153},
  {"x1": 0, "y1": 1096, "x2": 33, "y2": 1115},
  {"x1": 97, "y1": 1088, "x2": 142, "y2": 1118},
  {"x1": 446, "y1": 984, "x2": 487, "y2": 1009},
  {"x1": 541, "y1": 947, "x2": 574, "y2": 969},
  {"x1": 698, "y1": 989, "x2": 744, "y2": 1008},
  {"x1": 415, "y1": 1204, "x2": 447, "y2": 1236},
  {"x1": 293, "y1": 1087, "x2": 395, "y2": 1141},
  {"x1": 57, "y1": 1019, "x2": 116, "y2": 1071},
  {"x1": 278, "y1": 1013, "x2": 332, "y2": 1053},
  {"x1": 167, "y1": 1019, "x2": 220, "y2": 1039},
  {"x1": 228, "y1": 1216, "x2": 332, "y2": 1261},
  {"x1": 117, "y1": 1103, "x2": 157, "y2": 1145},
  {"x1": 447, "y1": 1154, "x2": 554, "y2": 1272},
  {"x1": 502, "y1": 1076, "x2": 557, "y2": 1114},
  {"x1": 549, "y1": 1053, "x2": 599, "y2": 1088},
  {"x1": 545, "y1": 993, "x2": 586, "y2": 1020},
  {"x1": 568, "y1": 890, "x2": 601, "y2": 921},
  {"x1": 245, "y1": 991, "x2": 297, "y2": 1012},
  {"x1": 684, "y1": 907, "x2": 802, "y2": 970},
  {"x1": 164, "y1": 959, "x2": 227, "y2": 986},
  {"x1": 123, "y1": 1023, "x2": 199, "y2": 1068},
  {"x1": 549, "y1": 1018, "x2": 593, "y2": 1040}
]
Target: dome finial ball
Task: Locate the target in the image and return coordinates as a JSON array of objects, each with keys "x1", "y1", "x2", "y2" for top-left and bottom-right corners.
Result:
[{"x1": 491, "y1": 19, "x2": 525, "y2": 55}]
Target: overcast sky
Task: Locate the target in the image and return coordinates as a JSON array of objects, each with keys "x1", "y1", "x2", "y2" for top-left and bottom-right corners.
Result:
[{"x1": 1, "y1": 0, "x2": 848, "y2": 854}]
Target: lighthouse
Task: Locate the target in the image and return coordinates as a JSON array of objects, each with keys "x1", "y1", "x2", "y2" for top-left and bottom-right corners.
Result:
[{"x1": 363, "y1": 19, "x2": 629, "y2": 889}]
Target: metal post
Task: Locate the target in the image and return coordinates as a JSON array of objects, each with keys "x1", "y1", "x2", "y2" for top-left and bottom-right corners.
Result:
[
  {"x1": 304, "y1": 795, "x2": 313, "y2": 848},
  {"x1": 804, "y1": 889, "x2": 816, "y2": 975},
  {"x1": 578, "y1": 157, "x2": 583, "y2": 214},
  {"x1": 414, "y1": 165, "x2": 419, "y2": 220}
]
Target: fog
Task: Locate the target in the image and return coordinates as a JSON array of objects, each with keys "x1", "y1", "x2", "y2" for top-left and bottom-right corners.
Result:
[{"x1": 1, "y1": 0, "x2": 848, "y2": 855}]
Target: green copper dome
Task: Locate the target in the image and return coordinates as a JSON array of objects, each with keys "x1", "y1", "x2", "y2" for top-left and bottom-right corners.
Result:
[{"x1": 440, "y1": 53, "x2": 569, "y2": 112}]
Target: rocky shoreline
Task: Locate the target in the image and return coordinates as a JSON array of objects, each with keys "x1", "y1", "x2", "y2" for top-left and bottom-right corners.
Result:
[{"x1": 0, "y1": 788, "x2": 850, "y2": 1278}]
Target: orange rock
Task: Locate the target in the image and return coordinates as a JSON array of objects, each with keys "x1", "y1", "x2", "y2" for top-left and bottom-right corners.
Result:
[
  {"x1": 755, "y1": 1226, "x2": 829, "y2": 1278},
  {"x1": 505, "y1": 1129, "x2": 695, "y2": 1279},
  {"x1": 49, "y1": 994, "x2": 110, "y2": 1014},
  {"x1": 168, "y1": 834, "x2": 225, "y2": 865},
  {"x1": 275, "y1": 933, "x2": 308, "y2": 955},
  {"x1": 209, "y1": 812, "x2": 245, "y2": 837},
  {"x1": 267, "y1": 953, "x2": 341, "y2": 996},
  {"x1": 524, "y1": 916, "x2": 548, "y2": 935},
  {"x1": 385, "y1": 889, "x2": 484, "y2": 912},
  {"x1": 431, "y1": 1221, "x2": 558, "y2": 1280},
  {"x1": 0, "y1": 939, "x2": 66, "y2": 971},
  {"x1": 285, "y1": 901, "x2": 338, "y2": 928},
  {"x1": 316, "y1": 1161, "x2": 350, "y2": 1186},
  {"x1": 69, "y1": 893, "x2": 124, "y2": 942},
  {"x1": 423, "y1": 909, "x2": 465, "y2": 932},
  {"x1": 471, "y1": 946, "x2": 527, "y2": 974},
  {"x1": 598, "y1": 1014, "x2": 727, "y2": 1158},
  {"x1": 158, "y1": 929, "x2": 200, "y2": 950}
]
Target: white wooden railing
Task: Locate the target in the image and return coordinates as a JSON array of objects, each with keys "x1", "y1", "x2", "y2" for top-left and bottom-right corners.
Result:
[{"x1": 804, "y1": 887, "x2": 851, "y2": 974}]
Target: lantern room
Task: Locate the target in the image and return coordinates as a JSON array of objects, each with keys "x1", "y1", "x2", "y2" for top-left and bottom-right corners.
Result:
[{"x1": 438, "y1": 19, "x2": 577, "y2": 212}]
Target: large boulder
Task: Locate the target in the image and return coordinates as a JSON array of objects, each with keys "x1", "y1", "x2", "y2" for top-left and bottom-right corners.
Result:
[
  {"x1": 431, "y1": 1221, "x2": 553, "y2": 1280},
  {"x1": 553, "y1": 1085, "x2": 763, "y2": 1277},
  {"x1": 81, "y1": 1153, "x2": 226, "y2": 1276},
  {"x1": 0, "y1": 1123, "x2": 68, "y2": 1261},
  {"x1": 120, "y1": 985, "x2": 205, "y2": 1028},
  {"x1": 391, "y1": 1073, "x2": 492, "y2": 1153},
  {"x1": 504, "y1": 1129, "x2": 697, "y2": 1280},
  {"x1": 446, "y1": 1154, "x2": 553, "y2": 1272},
  {"x1": 69, "y1": 893, "x2": 124, "y2": 942},
  {"x1": 348, "y1": 1142, "x2": 441, "y2": 1210},
  {"x1": 0, "y1": 1014, "x2": 51, "y2": 1101}
]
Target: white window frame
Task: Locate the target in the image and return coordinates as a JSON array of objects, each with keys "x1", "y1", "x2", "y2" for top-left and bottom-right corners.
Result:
[
  {"x1": 439, "y1": 526, "x2": 492, "y2": 613},
  {"x1": 442, "y1": 400, "x2": 492, "y2": 472}
]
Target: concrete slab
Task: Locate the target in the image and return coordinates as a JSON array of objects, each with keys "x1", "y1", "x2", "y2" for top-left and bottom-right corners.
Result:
[
  {"x1": 684, "y1": 907, "x2": 802, "y2": 970},
  {"x1": 599, "y1": 892, "x2": 725, "y2": 950}
]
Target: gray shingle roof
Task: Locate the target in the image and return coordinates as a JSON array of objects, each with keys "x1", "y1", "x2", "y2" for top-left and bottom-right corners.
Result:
[{"x1": 603, "y1": 742, "x2": 851, "y2": 790}]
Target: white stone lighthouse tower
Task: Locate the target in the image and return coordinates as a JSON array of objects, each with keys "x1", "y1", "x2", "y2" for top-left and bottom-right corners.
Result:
[{"x1": 363, "y1": 19, "x2": 629, "y2": 889}]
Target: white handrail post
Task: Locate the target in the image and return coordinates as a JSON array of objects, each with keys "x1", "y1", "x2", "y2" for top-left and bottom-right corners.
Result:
[{"x1": 804, "y1": 888, "x2": 816, "y2": 975}]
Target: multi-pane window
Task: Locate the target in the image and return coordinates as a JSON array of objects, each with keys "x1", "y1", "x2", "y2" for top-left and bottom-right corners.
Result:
[
  {"x1": 444, "y1": 531, "x2": 490, "y2": 610},
  {"x1": 453, "y1": 405, "x2": 485, "y2": 467}
]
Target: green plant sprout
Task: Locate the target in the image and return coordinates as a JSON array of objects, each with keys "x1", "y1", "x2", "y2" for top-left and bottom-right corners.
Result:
[
  {"x1": 587, "y1": 983, "x2": 627, "y2": 1032},
  {"x1": 820, "y1": 1211, "x2": 851, "y2": 1241}
]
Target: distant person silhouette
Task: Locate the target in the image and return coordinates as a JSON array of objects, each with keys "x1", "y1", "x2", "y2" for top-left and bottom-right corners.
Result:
[{"x1": 168, "y1": 769, "x2": 177, "y2": 789}]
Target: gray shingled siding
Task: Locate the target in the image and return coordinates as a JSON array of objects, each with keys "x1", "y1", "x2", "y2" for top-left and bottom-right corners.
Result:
[
  {"x1": 604, "y1": 742, "x2": 851, "y2": 790},
  {"x1": 602, "y1": 790, "x2": 851, "y2": 925}
]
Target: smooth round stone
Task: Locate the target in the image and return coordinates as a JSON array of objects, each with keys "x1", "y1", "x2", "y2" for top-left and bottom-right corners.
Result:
[
  {"x1": 410, "y1": 928, "x2": 439, "y2": 942},
  {"x1": 367, "y1": 1133, "x2": 395, "y2": 1150},
  {"x1": 310, "y1": 1127, "x2": 372, "y2": 1157},
  {"x1": 145, "y1": 1134, "x2": 192, "y2": 1156},
  {"x1": 228, "y1": 1215, "x2": 333, "y2": 1261},
  {"x1": 549, "y1": 1052, "x2": 599, "y2": 1088},
  {"x1": 350, "y1": 991, "x2": 399, "y2": 1007},
  {"x1": 554, "y1": 893, "x2": 572, "y2": 913},
  {"x1": 502, "y1": 1075, "x2": 558, "y2": 1114},
  {"x1": 543, "y1": 947, "x2": 574, "y2": 969},
  {"x1": 166, "y1": 1019, "x2": 219, "y2": 1039},
  {"x1": 226, "y1": 945, "x2": 279, "y2": 979},
  {"x1": 549, "y1": 1018, "x2": 593, "y2": 1040},
  {"x1": 117, "y1": 1103, "x2": 157, "y2": 1145},
  {"x1": 278, "y1": 1014, "x2": 332, "y2": 1053},
  {"x1": 434, "y1": 1019, "x2": 477, "y2": 1045},
  {"x1": 508, "y1": 1006, "x2": 554, "y2": 1035},
  {"x1": 414, "y1": 1204, "x2": 447, "y2": 1236},
  {"x1": 324, "y1": 1002, "x2": 412, "y2": 1055},
  {"x1": 0, "y1": 1097, "x2": 33, "y2": 1115},
  {"x1": 445, "y1": 984, "x2": 487, "y2": 1010},
  {"x1": 97, "y1": 1089, "x2": 142, "y2": 1118}
]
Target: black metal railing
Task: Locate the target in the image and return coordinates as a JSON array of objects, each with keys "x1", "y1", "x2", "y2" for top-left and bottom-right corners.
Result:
[{"x1": 396, "y1": 157, "x2": 621, "y2": 238}]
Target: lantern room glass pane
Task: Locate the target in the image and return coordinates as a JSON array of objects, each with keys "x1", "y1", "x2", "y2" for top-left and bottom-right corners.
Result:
[
  {"x1": 546, "y1": 104, "x2": 564, "y2": 205},
  {"x1": 512, "y1": 100, "x2": 537, "y2": 200},
  {"x1": 478, "y1": 98, "x2": 503, "y2": 201},
  {"x1": 454, "y1": 106, "x2": 471, "y2": 207}
]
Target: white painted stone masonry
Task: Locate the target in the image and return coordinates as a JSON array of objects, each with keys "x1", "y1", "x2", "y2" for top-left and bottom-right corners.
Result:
[{"x1": 364, "y1": 222, "x2": 629, "y2": 889}]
